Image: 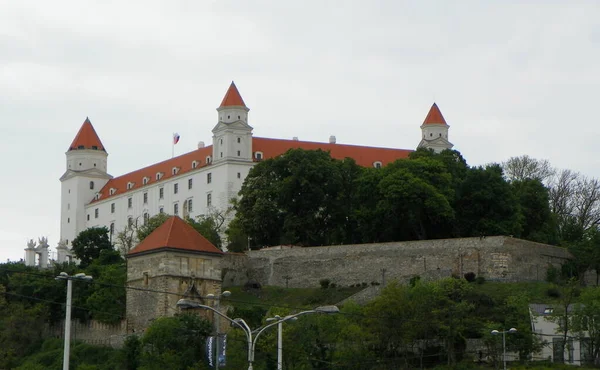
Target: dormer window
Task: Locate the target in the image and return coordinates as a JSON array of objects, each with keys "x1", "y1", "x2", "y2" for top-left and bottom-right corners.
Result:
[
  {"x1": 172, "y1": 167, "x2": 179, "y2": 175},
  {"x1": 109, "y1": 188, "x2": 116, "y2": 196},
  {"x1": 373, "y1": 161, "x2": 382, "y2": 169},
  {"x1": 156, "y1": 172, "x2": 163, "y2": 180},
  {"x1": 94, "y1": 193, "x2": 100, "y2": 200},
  {"x1": 127, "y1": 182, "x2": 134, "y2": 190},
  {"x1": 142, "y1": 177, "x2": 149, "y2": 185},
  {"x1": 255, "y1": 151, "x2": 263, "y2": 161},
  {"x1": 77, "y1": 145, "x2": 84, "y2": 149},
  {"x1": 92, "y1": 145, "x2": 98, "y2": 150},
  {"x1": 192, "y1": 160, "x2": 198, "y2": 169},
  {"x1": 206, "y1": 156, "x2": 212, "y2": 164}
]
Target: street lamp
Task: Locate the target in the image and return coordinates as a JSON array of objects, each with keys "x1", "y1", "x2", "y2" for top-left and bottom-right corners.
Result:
[
  {"x1": 56, "y1": 272, "x2": 93, "y2": 370},
  {"x1": 251, "y1": 305, "x2": 339, "y2": 370},
  {"x1": 177, "y1": 299, "x2": 339, "y2": 370},
  {"x1": 205, "y1": 291, "x2": 231, "y2": 368},
  {"x1": 491, "y1": 327, "x2": 517, "y2": 370}
]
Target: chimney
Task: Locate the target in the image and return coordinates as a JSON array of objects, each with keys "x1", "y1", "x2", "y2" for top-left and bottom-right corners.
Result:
[
  {"x1": 329, "y1": 135, "x2": 336, "y2": 144},
  {"x1": 198, "y1": 141, "x2": 205, "y2": 148},
  {"x1": 292, "y1": 137, "x2": 298, "y2": 141}
]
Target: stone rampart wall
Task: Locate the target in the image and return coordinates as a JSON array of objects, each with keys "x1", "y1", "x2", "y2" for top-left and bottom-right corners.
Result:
[
  {"x1": 222, "y1": 236, "x2": 572, "y2": 289},
  {"x1": 48, "y1": 319, "x2": 127, "y2": 348}
]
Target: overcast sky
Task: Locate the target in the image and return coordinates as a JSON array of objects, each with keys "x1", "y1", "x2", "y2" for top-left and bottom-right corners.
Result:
[{"x1": 1, "y1": 1, "x2": 599, "y2": 262}]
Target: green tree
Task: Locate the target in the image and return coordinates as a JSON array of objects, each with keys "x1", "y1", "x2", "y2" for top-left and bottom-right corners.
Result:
[
  {"x1": 571, "y1": 287, "x2": 600, "y2": 365},
  {"x1": 187, "y1": 215, "x2": 223, "y2": 250},
  {"x1": 71, "y1": 227, "x2": 113, "y2": 267},
  {"x1": 136, "y1": 213, "x2": 171, "y2": 242},
  {"x1": 140, "y1": 313, "x2": 211, "y2": 370},
  {"x1": 455, "y1": 164, "x2": 522, "y2": 237},
  {"x1": 511, "y1": 179, "x2": 556, "y2": 243}
]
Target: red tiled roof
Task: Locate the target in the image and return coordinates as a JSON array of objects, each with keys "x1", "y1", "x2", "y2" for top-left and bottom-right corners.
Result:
[
  {"x1": 69, "y1": 118, "x2": 106, "y2": 151},
  {"x1": 91, "y1": 146, "x2": 212, "y2": 203},
  {"x1": 219, "y1": 81, "x2": 246, "y2": 107},
  {"x1": 423, "y1": 103, "x2": 447, "y2": 125},
  {"x1": 128, "y1": 216, "x2": 223, "y2": 256},
  {"x1": 92, "y1": 138, "x2": 412, "y2": 203},
  {"x1": 253, "y1": 137, "x2": 411, "y2": 167}
]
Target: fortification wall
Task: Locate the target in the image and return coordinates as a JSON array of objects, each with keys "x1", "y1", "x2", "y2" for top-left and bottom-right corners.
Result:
[
  {"x1": 222, "y1": 236, "x2": 572, "y2": 289},
  {"x1": 48, "y1": 319, "x2": 127, "y2": 348}
]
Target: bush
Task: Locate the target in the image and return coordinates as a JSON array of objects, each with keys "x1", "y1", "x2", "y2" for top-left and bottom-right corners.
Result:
[
  {"x1": 464, "y1": 272, "x2": 476, "y2": 282},
  {"x1": 409, "y1": 275, "x2": 421, "y2": 287},
  {"x1": 319, "y1": 279, "x2": 330, "y2": 289},
  {"x1": 329, "y1": 283, "x2": 337, "y2": 289},
  {"x1": 547, "y1": 287, "x2": 561, "y2": 298},
  {"x1": 475, "y1": 276, "x2": 486, "y2": 285},
  {"x1": 546, "y1": 265, "x2": 560, "y2": 283}
]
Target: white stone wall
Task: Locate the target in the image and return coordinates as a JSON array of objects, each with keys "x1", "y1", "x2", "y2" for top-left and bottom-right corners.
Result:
[{"x1": 420, "y1": 123, "x2": 449, "y2": 141}]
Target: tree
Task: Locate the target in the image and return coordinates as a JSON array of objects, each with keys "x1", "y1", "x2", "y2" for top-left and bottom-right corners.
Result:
[
  {"x1": 72, "y1": 227, "x2": 113, "y2": 267},
  {"x1": 550, "y1": 278, "x2": 581, "y2": 363},
  {"x1": 502, "y1": 155, "x2": 555, "y2": 183},
  {"x1": 511, "y1": 179, "x2": 556, "y2": 243},
  {"x1": 571, "y1": 287, "x2": 600, "y2": 365},
  {"x1": 455, "y1": 164, "x2": 522, "y2": 238},
  {"x1": 136, "y1": 213, "x2": 171, "y2": 242},
  {"x1": 140, "y1": 313, "x2": 211, "y2": 370},
  {"x1": 233, "y1": 149, "x2": 361, "y2": 248}
]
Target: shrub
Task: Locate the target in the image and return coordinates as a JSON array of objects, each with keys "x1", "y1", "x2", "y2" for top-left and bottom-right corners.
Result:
[
  {"x1": 409, "y1": 275, "x2": 421, "y2": 287},
  {"x1": 475, "y1": 276, "x2": 486, "y2": 285},
  {"x1": 464, "y1": 272, "x2": 476, "y2": 282},
  {"x1": 329, "y1": 283, "x2": 337, "y2": 289},
  {"x1": 547, "y1": 287, "x2": 561, "y2": 298},
  {"x1": 546, "y1": 265, "x2": 560, "y2": 284},
  {"x1": 319, "y1": 279, "x2": 330, "y2": 289}
]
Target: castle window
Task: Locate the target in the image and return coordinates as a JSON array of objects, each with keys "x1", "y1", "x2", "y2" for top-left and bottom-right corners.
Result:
[
  {"x1": 159, "y1": 206, "x2": 164, "y2": 214},
  {"x1": 373, "y1": 161, "x2": 382, "y2": 169},
  {"x1": 206, "y1": 156, "x2": 212, "y2": 164},
  {"x1": 227, "y1": 116, "x2": 230, "y2": 119},
  {"x1": 109, "y1": 188, "x2": 116, "y2": 195},
  {"x1": 89, "y1": 181, "x2": 94, "y2": 190},
  {"x1": 127, "y1": 182, "x2": 134, "y2": 190},
  {"x1": 174, "y1": 183, "x2": 179, "y2": 194},
  {"x1": 207, "y1": 193, "x2": 212, "y2": 207},
  {"x1": 237, "y1": 172, "x2": 241, "y2": 179},
  {"x1": 207, "y1": 173, "x2": 212, "y2": 184},
  {"x1": 187, "y1": 198, "x2": 193, "y2": 212},
  {"x1": 92, "y1": 145, "x2": 98, "y2": 150},
  {"x1": 220, "y1": 152, "x2": 223, "y2": 158},
  {"x1": 94, "y1": 208, "x2": 99, "y2": 218},
  {"x1": 128, "y1": 217, "x2": 133, "y2": 227},
  {"x1": 255, "y1": 152, "x2": 263, "y2": 161},
  {"x1": 192, "y1": 160, "x2": 198, "y2": 169},
  {"x1": 143, "y1": 192, "x2": 148, "y2": 204},
  {"x1": 87, "y1": 214, "x2": 90, "y2": 221},
  {"x1": 78, "y1": 146, "x2": 84, "y2": 150},
  {"x1": 68, "y1": 203, "x2": 70, "y2": 210},
  {"x1": 128, "y1": 197, "x2": 132, "y2": 208},
  {"x1": 110, "y1": 223, "x2": 114, "y2": 235},
  {"x1": 172, "y1": 167, "x2": 179, "y2": 175},
  {"x1": 237, "y1": 150, "x2": 241, "y2": 156},
  {"x1": 188, "y1": 178, "x2": 193, "y2": 190},
  {"x1": 143, "y1": 272, "x2": 149, "y2": 286},
  {"x1": 143, "y1": 177, "x2": 149, "y2": 185},
  {"x1": 67, "y1": 218, "x2": 70, "y2": 223},
  {"x1": 220, "y1": 138, "x2": 223, "y2": 145},
  {"x1": 111, "y1": 203, "x2": 115, "y2": 213},
  {"x1": 237, "y1": 137, "x2": 241, "y2": 143},
  {"x1": 174, "y1": 203, "x2": 179, "y2": 215},
  {"x1": 238, "y1": 115, "x2": 240, "y2": 119},
  {"x1": 143, "y1": 212, "x2": 149, "y2": 225},
  {"x1": 93, "y1": 163, "x2": 96, "y2": 167},
  {"x1": 159, "y1": 187, "x2": 164, "y2": 199},
  {"x1": 156, "y1": 172, "x2": 163, "y2": 180},
  {"x1": 439, "y1": 133, "x2": 442, "y2": 137},
  {"x1": 430, "y1": 133, "x2": 433, "y2": 137}
]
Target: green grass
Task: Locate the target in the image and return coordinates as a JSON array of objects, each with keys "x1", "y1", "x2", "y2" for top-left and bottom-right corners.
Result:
[
  {"x1": 473, "y1": 281, "x2": 564, "y2": 304},
  {"x1": 224, "y1": 285, "x2": 364, "y2": 309}
]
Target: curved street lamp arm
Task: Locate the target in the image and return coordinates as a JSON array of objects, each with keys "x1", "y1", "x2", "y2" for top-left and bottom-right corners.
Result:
[{"x1": 251, "y1": 310, "x2": 317, "y2": 361}]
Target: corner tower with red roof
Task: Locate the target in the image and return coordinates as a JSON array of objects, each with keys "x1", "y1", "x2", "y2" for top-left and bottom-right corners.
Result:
[
  {"x1": 418, "y1": 103, "x2": 454, "y2": 153},
  {"x1": 126, "y1": 216, "x2": 224, "y2": 333},
  {"x1": 58, "y1": 118, "x2": 112, "y2": 263}
]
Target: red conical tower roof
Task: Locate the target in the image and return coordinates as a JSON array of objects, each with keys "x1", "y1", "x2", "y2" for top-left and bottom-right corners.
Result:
[
  {"x1": 128, "y1": 216, "x2": 223, "y2": 256},
  {"x1": 219, "y1": 81, "x2": 246, "y2": 107},
  {"x1": 69, "y1": 118, "x2": 106, "y2": 151},
  {"x1": 423, "y1": 103, "x2": 447, "y2": 125}
]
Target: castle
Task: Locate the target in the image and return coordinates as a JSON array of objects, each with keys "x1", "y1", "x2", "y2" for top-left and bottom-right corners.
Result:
[{"x1": 46, "y1": 82, "x2": 453, "y2": 264}]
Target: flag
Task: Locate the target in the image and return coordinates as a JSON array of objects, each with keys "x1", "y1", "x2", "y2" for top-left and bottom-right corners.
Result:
[{"x1": 173, "y1": 133, "x2": 180, "y2": 145}]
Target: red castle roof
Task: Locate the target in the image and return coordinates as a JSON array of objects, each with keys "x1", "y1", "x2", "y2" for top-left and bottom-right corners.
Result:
[
  {"x1": 422, "y1": 103, "x2": 447, "y2": 125},
  {"x1": 128, "y1": 216, "x2": 223, "y2": 256},
  {"x1": 219, "y1": 81, "x2": 246, "y2": 107},
  {"x1": 69, "y1": 118, "x2": 106, "y2": 151}
]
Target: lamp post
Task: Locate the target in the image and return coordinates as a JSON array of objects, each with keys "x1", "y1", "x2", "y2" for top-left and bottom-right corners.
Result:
[
  {"x1": 205, "y1": 291, "x2": 231, "y2": 368},
  {"x1": 491, "y1": 327, "x2": 517, "y2": 370},
  {"x1": 261, "y1": 306, "x2": 339, "y2": 370},
  {"x1": 56, "y1": 272, "x2": 93, "y2": 370},
  {"x1": 177, "y1": 299, "x2": 339, "y2": 370}
]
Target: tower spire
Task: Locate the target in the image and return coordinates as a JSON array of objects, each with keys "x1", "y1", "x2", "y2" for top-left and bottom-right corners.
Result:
[
  {"x1": 69, "y1": 118, "x2": 106, "y2": 152},
  {"x1": 219, "y1": 81, "x2": 246, "y2": 108}
]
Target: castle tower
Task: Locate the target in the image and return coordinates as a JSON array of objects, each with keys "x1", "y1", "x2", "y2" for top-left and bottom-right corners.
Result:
[
  {"x1": 212, "y1": 82, "x2": 253, "y2": 164},
  {"x1": 417, "y1": 103, "x2": 454, "y2": 153},
  {"x1": 59, "y1": 118, "x2": 112, "y2": 262},
  {"x1": 126, "y1": 216, "x2": 224, "y2": 333}
]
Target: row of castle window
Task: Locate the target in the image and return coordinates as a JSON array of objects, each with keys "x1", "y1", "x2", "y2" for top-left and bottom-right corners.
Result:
[{"x1": 101, "y1": 196, "x2": 206, "y2": 226}]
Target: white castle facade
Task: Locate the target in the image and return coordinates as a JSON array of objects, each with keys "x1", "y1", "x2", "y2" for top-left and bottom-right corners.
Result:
[{"x1": 30, "y1": 82, "x2": 454, "y2": 265}]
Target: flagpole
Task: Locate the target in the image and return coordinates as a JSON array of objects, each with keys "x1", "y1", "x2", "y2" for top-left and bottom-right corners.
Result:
[{"x1": 172, "y1": 133, "x2": 175, "y2": 158}]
